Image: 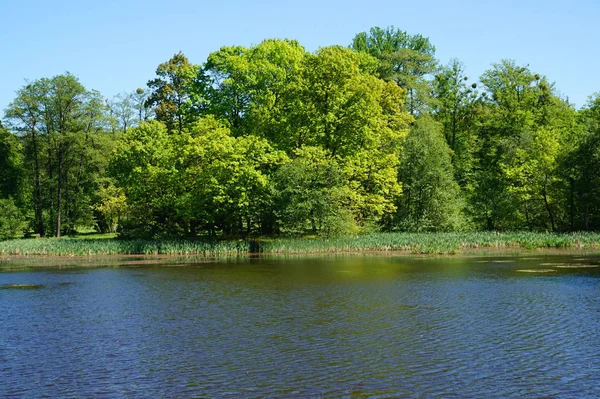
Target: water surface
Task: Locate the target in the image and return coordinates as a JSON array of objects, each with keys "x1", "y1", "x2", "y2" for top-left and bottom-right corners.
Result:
[{"x1": 1, "y1": 254, "x2": 600, "y2": 398}]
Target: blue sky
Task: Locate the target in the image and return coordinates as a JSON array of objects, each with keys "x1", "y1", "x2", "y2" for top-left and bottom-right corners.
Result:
[{"x1": 1, "y1": 0, "x2": 598, "y2": 113}]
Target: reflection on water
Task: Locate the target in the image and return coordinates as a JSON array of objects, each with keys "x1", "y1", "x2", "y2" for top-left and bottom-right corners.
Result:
[{"x1": 1, "y1": 254, "x2": 600, "y2": 398}]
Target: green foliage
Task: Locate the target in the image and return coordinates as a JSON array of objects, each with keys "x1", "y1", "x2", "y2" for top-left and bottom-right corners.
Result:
[
  {"x1": 563, "y1": 93, "x2": 600, "y2": 230},
  {"x1": 5, "y1": 74, "x2": 112, "y2": 237},
  {"x1": 146, "y1": 52, "x2": 204, "y2": 133},
  {"x1": 0, "y1": 198, "x2": 26, "y2": 240},
  {"x1": 0, "y1": 124, "x2": 23, "y2": 199},
  {"x1": 109, "y1": 120, "x2": 183, "y2": 237},
  {"x1": 470, "y1": 60, "x2": 579, "y2": 231},
  {"x1": 351, "y1": 26, "x2": 437, "y2": 114},
  {"x1": 395, "y1": 116, "x2": 466, "y2": 231},
  {"x1": 94, "y1": 184, "x2": 128, "y2": 233},
  {"x1": 3, "y1": 33, "x2": 600, "y2": 242},
  {"x1": 432, "y1": 59, "x2": 478, "y2": 189},
  {"x1": 179, "y1": 116, "x2": 286, "y2": 236},
  {"x1": 272, "y1": 146, "x2": 357, "y2": 236}
]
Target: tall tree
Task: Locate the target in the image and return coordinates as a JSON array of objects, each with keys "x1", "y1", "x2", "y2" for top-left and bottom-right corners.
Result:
[
  {"x1": 203, "y1": 39, "x2": 306, "y2": 147},
  {"x1": 432, "y1": 59, "x2": 478, "y2": 188},
  {"x1": 146, "y1": 52, "x2": 203, "y2": 133},
  {"x1": 5, "y1": 74, "x2": 108, "y2": 237},
  {"x1": 472, "y1": 60, "x2": 577, "y2": 230},
  {"x1": 351, "y1": 26, "x2": 437, "y2": 115},
  {"x1": 0, "y1": 122, "x2": 23, "y2": 200},
  {"x1": 394, "y1": 116, "x2": 466, "y2": 231}
]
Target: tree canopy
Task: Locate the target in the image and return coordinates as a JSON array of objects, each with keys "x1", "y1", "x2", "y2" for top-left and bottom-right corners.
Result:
[{"x1": 1, "y1": 28, "x2": 598, "y2": 239}]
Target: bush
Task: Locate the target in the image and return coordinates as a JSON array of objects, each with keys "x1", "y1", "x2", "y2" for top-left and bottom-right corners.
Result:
[{"x1": 0, "y1": 198, "x2": 26, "y2": 240}]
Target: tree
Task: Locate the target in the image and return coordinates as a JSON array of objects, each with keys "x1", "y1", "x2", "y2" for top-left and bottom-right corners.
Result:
[
  {"x1": 351, "y1": 26, "x2": 437, "y2": 115},
  {"x1": 394, "y1": 116, "x2": 466, "y2": 231},
  {"x1": 179, "y1": 117, "x2": 285, "y2": 236},
  {"x1": 107, "y1": 92, "x2": 137, "y2": 134},
  {"x1": 202, "y1": 39, "x2": 306, "y2": 147},
  {"x1": 146, "y1": 52, "x2": 204, "y2": 133},
  {"x1": 299, "y1": 46, "x2": 412, "y2": 223},
  {"x1": 5, "y1": 74, "x2": 109, "y2": 237},
  {"x1": 564, "y1": 94, "x2": 600, "y2": 230},
  {"x1": 272, "y1": 146, "x2": 356, "y2": 235},
  {"x1": 0, "y1": 198, "x2": 26, "y2": 240},
  {"x1": 0, "y1": 123, "x2": 23, "y2": 199},
  {"x1": 109, "y1": 120, "x2": 184, "y2": 237},
  {"x1": 472, "y1": 60, "x2": 577, "y2": 230},
  {"x1": 432, "y1": 59, "x2": 479, "y2": 188}
]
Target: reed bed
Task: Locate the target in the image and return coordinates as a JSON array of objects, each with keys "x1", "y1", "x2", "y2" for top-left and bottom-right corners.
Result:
[
  {"x1": 1, "y1": 232, "x2": 599, "y2": 257},
  {"x1": 258, "y1": 231, "x2": 600, "y2": 255},
  {"x1": 0, "y1": 238, "x2": 249, "y2": 257}
]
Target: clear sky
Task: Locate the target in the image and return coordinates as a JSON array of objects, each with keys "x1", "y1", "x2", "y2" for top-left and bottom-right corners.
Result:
[{"x1": 1, "y1": 0, "x2": 598, "y2": 114}]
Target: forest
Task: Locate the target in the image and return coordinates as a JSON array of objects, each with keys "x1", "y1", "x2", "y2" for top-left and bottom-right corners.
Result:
[{"x1": 1, "y1": 26, "x2": 600, "y2": 241}]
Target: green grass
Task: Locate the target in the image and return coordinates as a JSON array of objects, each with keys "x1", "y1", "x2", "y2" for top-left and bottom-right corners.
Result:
[
  {"x1": 258, "y1": 231, "x2": 600, "y2": 255},
  {"x1": 1, "y1": 231, "x2": 600, "y2": 257},
  {"x1": 0, "y1": 237, "x2": 249, "y2": 256}
]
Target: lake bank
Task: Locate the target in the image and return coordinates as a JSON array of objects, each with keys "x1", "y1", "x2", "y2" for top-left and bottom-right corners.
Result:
[{"x1": 2, "y1": 231, "x2": 600, "y2": 258}]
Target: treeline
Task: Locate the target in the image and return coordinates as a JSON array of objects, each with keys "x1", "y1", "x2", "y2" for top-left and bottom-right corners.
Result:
[{"x1": 1, "y1": 26, "x2": 600, "y2": 239}]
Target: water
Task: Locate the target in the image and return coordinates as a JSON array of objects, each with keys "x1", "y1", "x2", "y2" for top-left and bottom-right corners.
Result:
[{"x1": 1, "y1": 254, "x2": 600, "y2": 398}]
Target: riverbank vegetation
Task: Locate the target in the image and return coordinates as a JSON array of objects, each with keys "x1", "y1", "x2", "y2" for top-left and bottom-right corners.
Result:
[
  {"x1": 2, "y1": 26, "x2": 600, "y2": 241},
  {"x1": 1, "y1": 232, "x2": 600, "y2": 256}
]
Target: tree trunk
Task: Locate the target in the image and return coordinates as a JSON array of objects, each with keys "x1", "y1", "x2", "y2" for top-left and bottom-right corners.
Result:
[
  {"x1": 56, "y1": 152, "x2": 63, "y2": 238},
  {"x1": 569, "y1": 178, "x2": 575, "y2": 231},
  {"x1": 31, "y1": 127, "x2": 45, "y2": 237},
  {"x1": 542, "y1": 189, "x2": 555, "y2": 232}
]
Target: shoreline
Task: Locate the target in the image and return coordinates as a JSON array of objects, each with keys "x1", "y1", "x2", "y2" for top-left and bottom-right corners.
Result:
[
  {"x1": 2, "y1": 246, "x2": 600, "y2": 270},
  {"x1": 2, "y1": 232, "x2": 600, "y2": 261}
]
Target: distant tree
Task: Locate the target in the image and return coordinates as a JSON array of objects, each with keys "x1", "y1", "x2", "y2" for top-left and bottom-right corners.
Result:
[
  {"x1": 351, "y1": 26, "x2": 437, "y2": 115},
  {"x1": 432, "y1": 59, "x2": 479, "y2": 188},
  {"x1": 0, "y1": 123, "x2": 23, "y2": 199},
  {"x1": 5, "y1": 74, "x2": 109, "y2": 237},
  {"x1": 203, "y1": 39, "x2": 306, "y2": 146},
  {"x1": 108, "y1": 92, "x2": 137, "y2": 134},
  {"x1": 132, "y1": 88, "x2": 154, "y2": 122},
  {"x1": 146, "y1": 52, "x2": 204, "y2": 133},
  {"x1": 272, "y1": 146, "x2": 357, "y2": 236},
  {"x1": 472, "y1": 60, "x2": 578, "y2": 231},
  {"x1": 394, "y1": 116, "x2": 466, "y2": 231},
  {"x1": 564, "y1": 94, "x2": 600, "y2": 230}
]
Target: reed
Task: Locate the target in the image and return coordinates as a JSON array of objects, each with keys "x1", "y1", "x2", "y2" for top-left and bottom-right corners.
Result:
[
  {"x1": 1, "y1": 232, "x2": 599, "y2": 257},
  {"x1": 0, "y1": 238, "x2": 249, "y2": 257}
]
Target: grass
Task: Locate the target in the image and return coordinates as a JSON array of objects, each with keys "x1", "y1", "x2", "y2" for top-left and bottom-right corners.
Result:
[
  {"x1": 1, "y1": 231, "x2": 600, "y2": 257},
  {"x1": 0, "y1": 237, "x2": 249, "y2": 257},
  {"x1": 258, "y1": 231, "x2": 600, "y2": 255}
]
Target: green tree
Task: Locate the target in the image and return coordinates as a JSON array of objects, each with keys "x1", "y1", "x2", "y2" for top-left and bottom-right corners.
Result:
[
  {"x1": 0, "y1": 198, "x2": 26, "y2": 240},
  {"x1": 564, "y1": 94, "x2": 600, "y2": 230},
  {"x1": 351, "y1": 26, "x2": 437, "y2": 115},
  {"x1": 146, "y1": 52, "x2": 204, "y2": 134},
  {"x1": 109, "y1": 120, "x2": 184, "y2": 237},
  {"x1": 472, "y1": 60, "x2": 577, "y2": 230},
  {"x1": 179, "y1": 117, "x2": 285, "y2": 236},
  {"x1": 202, "y1": 39, "x2": 306, "y2": 148},
  {"x1": 299, "y1": 46, "x2": 412, "y2": 223},
  {"x1": 0, "y1": 122, "x2": 23, "y2": 199},
  {"x1": 272, "y1": 146, "x2": 356, "y2": 235},
  {"x1": 394, "y1": 116, "x2": 466, "y2": 231},
  {"x1": 5, "y1": 74, "x2": 109, "y2": 237},
  {"x1": 432, "y1": 59, "x2": 478, "y2": 188}
]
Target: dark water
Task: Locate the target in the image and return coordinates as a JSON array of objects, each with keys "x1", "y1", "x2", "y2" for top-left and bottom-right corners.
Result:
[{"x1": 2, "y1": 254, "x2": 600, "y2": 398}]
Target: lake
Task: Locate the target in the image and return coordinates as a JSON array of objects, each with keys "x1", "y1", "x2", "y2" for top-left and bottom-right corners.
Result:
[{"x1": 1, "y1": 253, "x2": 600, "y2": 398}]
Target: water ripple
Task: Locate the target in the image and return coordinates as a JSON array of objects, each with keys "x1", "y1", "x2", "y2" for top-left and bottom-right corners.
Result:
[{"x1": 1, "y1": 255, "x2": 600, "y2": 398}]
